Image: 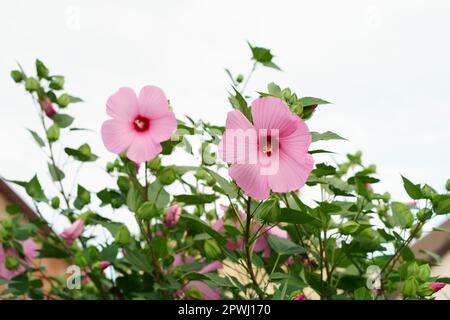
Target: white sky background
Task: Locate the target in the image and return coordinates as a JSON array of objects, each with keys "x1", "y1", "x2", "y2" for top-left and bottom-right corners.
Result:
[{"x1": 0, "y1": 0, "x2": 449, "y2": 236}]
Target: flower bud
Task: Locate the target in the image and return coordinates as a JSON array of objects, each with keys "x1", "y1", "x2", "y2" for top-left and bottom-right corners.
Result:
[
  {"x1": 430, "y1": 282, "x2": 446, "y2": 293},
  {"x1": 292, "y1": 292, "x2": 305, "y2": 300},
  {"x1": 402, "y1": 277, "x2": 419, "y2": 298},
  {"x1": 39, "y1": 97, "x2": 56, "y2": 118},
  {"x1": 164, "y1": 204, "x2": 182, "y2": 228},
  {"x1": 5, "y1": 255, "x2": 20, "y2": 270},
  {"x1": 115, "y1": 225, "x2": 131, "y2": 245}
]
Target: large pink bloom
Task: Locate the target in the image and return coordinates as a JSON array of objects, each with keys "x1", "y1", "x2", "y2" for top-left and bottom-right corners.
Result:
[
  {"x1": 101, "y1": 86, "x2": 177, "y2": 163},
  {"x1": 219, "y1": 97, "x2": 314, "y2": 200},
  {"x1": 0, "y1": 238, "x2": 39, "y2": 280}
]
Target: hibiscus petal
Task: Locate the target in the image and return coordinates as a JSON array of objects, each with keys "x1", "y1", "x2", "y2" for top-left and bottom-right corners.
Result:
[
  {"x1": 126, "y1": 133, "x2": 162, "y2": 163},
  {"x1": 101, "y1": 119, "x2": 135, "y2": 154},
  {"x1": 106, "y1": 87, "x2": 139, "y2": 121},
  {"x1": 138, "y1": 85, "x2": 170, "y2": 119},
  {"x1": 229, "y1": 164, "x2": 270, "y2": 200},
  {"x1": 279, "y1": 117, "x2": 312, "y2": 156},
  {"x1": 219, "y1": 110, "x2": 257, "y2": 164},
  {"x1": 148, "y1": 112, "x2": 177, "y2": 143},
  {"x1": 268, "y1": 151, "x2": 314, "y2": 193},
  {"x1": 251, "y1": 97, "x2": 296, "y2": 137}
]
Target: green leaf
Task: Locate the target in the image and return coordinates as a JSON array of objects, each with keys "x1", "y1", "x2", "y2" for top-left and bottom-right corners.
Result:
[
  {"x1": 48, "y1": 162, "x2": 65, "y2": 181},
  {"x1": 354, "y1": 287, "x2": 372, "y2": 300},
  {"x1": 147, "y1": 180, "x2": 170, "y2": 209},
  {"x1": 64, "y1": 143, "x2": 98, "y2": 162},
  {"x1": 229, "y1": 87, "x2": 251, "y2": 121},
  {"x1": 312, "y1": 163, "x2": 336, "y2": 178},
  {"x1": 126, "y1": 182, "x2": 144, "y2": 213},
  {"x1": 174, "y1": 194, "x2": 216, "y2": 205},
  {"x1": 248, "y1": 41, "x2": 274, "y2": 63},
  {"x1": 298, "y1": 97, "x2": 330, "y2": 107},
  {"x1": 391, "y1": 202, "x2": 413, "y2": 228},
  {"x1": 180, "y1": 214, "x2": 227, "y2": 245},
  {"x1": 266, "y1": 235, "x2": 306, "y2": 255},
  {"x1": 432, "y1": 194, "x2": 450, "y2": 214},
  {"x1": 74, "y1": 185, "x2": 90, "y2": 210},
  {"x1": 25, "y1": 175, "x2": 47, "y2": 202},
  {"x1": 137, "y1": 201, "x2": 161, "y2": 220},
  {"x1": 401, "y1": 176, "x2": 423, "y2": 200},
  {"x1": 311, "y1": 131, "x2": 346, "y2": 142},
  {"x1": 255, "y1": 199, "x2": 280, "y2": 222},
  {"x1": 53, "y1": 114, "x2": 74, "y2": 128},
  {"x1": 204, "y1": 168, "x2": 237, "y2": 198},
  {"x1": 39, "y1": 242, "x2": 70, "y2": 259},
  {"x1": 124, "y1": 248, "x2": 153, "y2": 274},
  {"x1": 27, "y1": 129, "x2": 45, "y2": 147},
  {"x1": 99, "y1": 243, "x2": 119, "y2": 262},
  {"x1": 339, "y1": 221, "x2": 360, "y2": 235}
]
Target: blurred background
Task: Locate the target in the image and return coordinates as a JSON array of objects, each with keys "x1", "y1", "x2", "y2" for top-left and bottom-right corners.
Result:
[{"x1": 0, "y1": 0, "x2": 449, "y2": 236}]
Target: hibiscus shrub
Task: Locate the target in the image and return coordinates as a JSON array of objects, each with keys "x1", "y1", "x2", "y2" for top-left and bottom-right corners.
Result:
[{"x1": 2, "y1": 45, "x2": 450, "y2": 300}]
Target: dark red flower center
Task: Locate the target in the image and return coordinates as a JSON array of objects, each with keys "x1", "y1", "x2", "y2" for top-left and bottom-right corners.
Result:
[
  {"x1": 261, "y1": 133, "x2": 279, "y2": 157},
  {"x1": 133, "y1": 115, "x2": 150, "y2": 132}
]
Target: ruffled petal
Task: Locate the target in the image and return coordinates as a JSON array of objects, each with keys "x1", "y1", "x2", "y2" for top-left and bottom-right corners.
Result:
[
  {"x1": 251, "y1": 97, "x2": 297, "y2": 137},
  {"x1": 101, "y1": 119, "x2": 136, "y2": 154},
  {"x1": 138, "y1": 85, "x2": 170, "y2": 119},
  {"x1": 219, "y1": 111, "x2": 257, "y2": 164},
  {"x1": 267, "y1": 151, "x2": 314, "y2": 193},
  {"x1": 229, "y1": 164, "x2": 270, "y2": 200},
  {"x1": 106, "y1": 87, "x2": 139, "y2": 121},
  {"x1": 279, "y1": 117, "x2": 312, "y2": 156},
  {"x1": 126, "y1": 133, "x2": 162, "y2": 163},
  {"x1": 148, "y1": 112, "x2": 177, "y2": 143}
]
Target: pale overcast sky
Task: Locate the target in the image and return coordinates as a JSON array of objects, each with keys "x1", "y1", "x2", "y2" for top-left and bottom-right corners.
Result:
[{"x1": 1, "y1": 0, "x2": 449, "y2": 233}]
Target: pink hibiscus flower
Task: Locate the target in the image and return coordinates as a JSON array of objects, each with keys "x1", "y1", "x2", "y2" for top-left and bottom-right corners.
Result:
[
  {"x1": 101, "y1": 86, "x2": 177, "y2": 163},
  {"x1": 60, "y1": 219, "x2": 85, "y2": 245},
  {"x1": 219, "y1": 96, "x2": 314, "y2": 200},
  {"x1": 0, "y1": 238, "x2": 39, "y2": 280}
]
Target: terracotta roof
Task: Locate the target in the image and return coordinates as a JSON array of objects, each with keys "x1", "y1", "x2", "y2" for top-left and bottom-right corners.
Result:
[
  {"x1": 0, "y1": 178, "x2": 51, "y2": 234},
  {"x1": 411, "y1": 219, "x2": 450, "y2": 260}
]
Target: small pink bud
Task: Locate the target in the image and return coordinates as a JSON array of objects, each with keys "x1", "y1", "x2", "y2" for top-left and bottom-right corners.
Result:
[
  {"x1": 98, "y1": 261, "x2": 112, "y2": 270},
  {"x1": 60, "y1": 219, "x2": 85, "y2": 245},
  {"x1": 405, "y1": 201, "x2": 417, "y2": 207},
  {"x1": 430, "y1": 282, "x2": 446, "y2": 293},
  {"x1": 365, "y1": 183, "x2": 373, "y2": 191},
  {"x1": 292, "y1": 292, "x2": 305, "y2": 300},
  {"x1": 164, "y1": 204, "x2": 182, "y2": 228},
  {"x1": 39, "y1": 98, "x2": 56, "y2": 118}
]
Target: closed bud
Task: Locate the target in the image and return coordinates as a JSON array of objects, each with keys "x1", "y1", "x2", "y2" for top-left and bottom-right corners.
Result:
[
  {"x1": 417, "y1": 208, "x2": 432, "y2": 222},
  {"x1": 11, "y1": 70, "x2": 24, "y2": 83},
  {"x1": 158, "y1": 166, "x2": 177, "y2": 185},
  {"x1": 115, "y1": 225, "x2": 131, "y2": 245},
  {"x1": 51, "y1": 196, "x2": 60, "y2": 209},
  {"x1": 402, "y1": 277, "x2": 419, "y2": 298},
  {"x1": 204, "y1": 240, "x2": 221, "y2": 260},
  {"x1": 5, "y1": 255, "x2": 20, "y2": 270},
  {"x1": 148, "y1": 157, "x2": 161, "y2": 171},
  {"x1": 417, "y1": 264, "x2": 431, "y2": 282}
]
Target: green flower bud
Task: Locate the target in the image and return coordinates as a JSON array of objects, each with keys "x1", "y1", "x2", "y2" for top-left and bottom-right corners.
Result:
[
  {"x1": 236, "y1": 74, "x2": 244, "y2": 83},
  {"x1": 47, "y1": 124, "x2": 60, "y2": 142},
  {"x1": 10, "y1": 70, "x2": 24, "y2": 83},
  {"x1": 158, "y1": 166, "x2": 177, "y2": 185},
  {"x1": 446, "y1": 179, "x2": 450, "y2": 192},
  {"x1": 25, "y1": 77, "x2": 40, "y2": 92},
  {"x1": 417, "y1": 264, "x2": 431, "y2": 282},
  {"x1": 137, "y1": 202, "x2": 160, "y2": 220},
  {"x1": 186, "y1": 286, "x2": 203, "y2": 300},
  {"x1": 51, "y1": 196, "x2": 60, "y2": 209},
  {"x1": 115, "y1": 225, "x2": 131, "y2": 245},
  {"x1": 75, "y1": 252, "x2": 88, "y2": 267},
  {"x1": 402, "y1": 276, "x2": 419, "y2": 298},
  {"x1": 5, "y1": 255, "x2": 20, "y2": 270},
  {"x1": 417, "y1": 208, "x2": 432, "y2": 222},
  {"x1": 148, "y1": 157, "x2": 161, "y2": 171},
  {"x1": 204, "y1": 240, "x2": 221, "y2": 260},
  {"x1": 339, "y1": 221, "x2": 360, "y2": 235}
]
